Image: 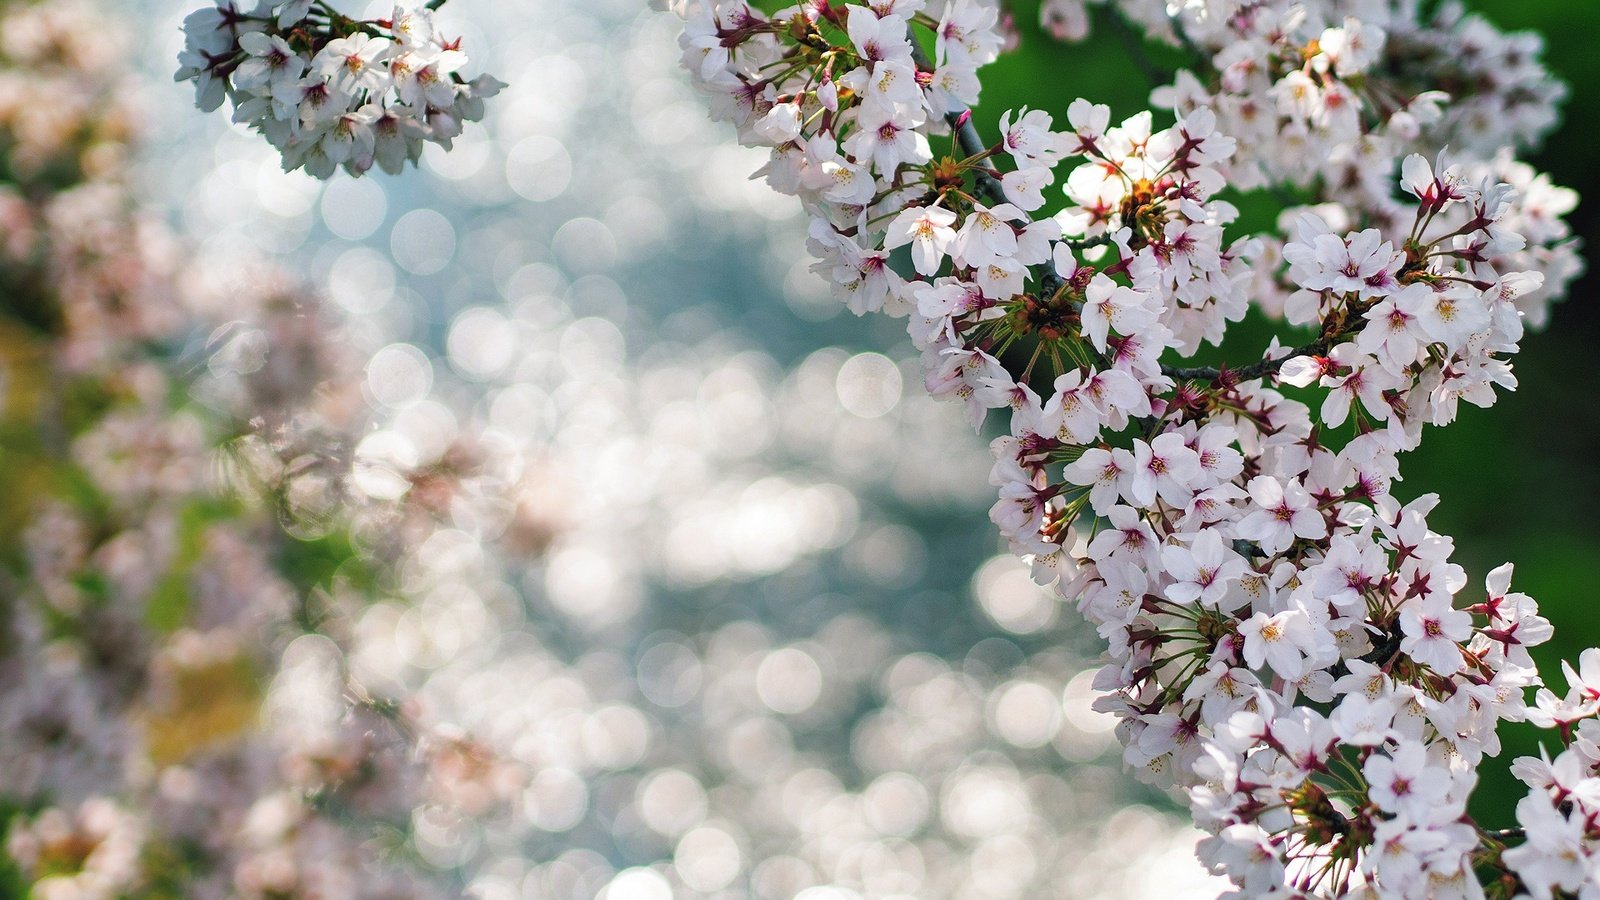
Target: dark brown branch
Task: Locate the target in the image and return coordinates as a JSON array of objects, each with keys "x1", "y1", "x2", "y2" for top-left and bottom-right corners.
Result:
[
  {"x1": 908, "y1": 39, "x2": 1006, "y2": 203},
  {"x1": 1160, "y1": 306, "x2": 1371, "y2": 385},
  {"x1": 1161, "y1": 340, "x2": 1323, "y2": 385},
  {"x1": 907, "y1": 33, "x2": 1067, "y2": 298}
]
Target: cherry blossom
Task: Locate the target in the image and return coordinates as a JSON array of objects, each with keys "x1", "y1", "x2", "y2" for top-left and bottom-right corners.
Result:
[{"x1": 177, "y1": 1, "x2": 501, "y2": 178}]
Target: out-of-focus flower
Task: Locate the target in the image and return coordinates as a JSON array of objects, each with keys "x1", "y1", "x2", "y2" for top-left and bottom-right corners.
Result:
[{"x1": 177, "y1": 1, "x2": 501, "y2": 178}]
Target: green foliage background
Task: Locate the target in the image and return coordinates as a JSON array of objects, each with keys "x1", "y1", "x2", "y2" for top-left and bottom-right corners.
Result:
[{"x1": 977, "y1": 0, "x2": 1600, "y2": 818}]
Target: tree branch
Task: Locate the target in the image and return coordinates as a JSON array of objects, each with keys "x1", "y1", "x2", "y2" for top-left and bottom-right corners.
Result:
[
  {"x1": 1160, "y1": 343, "x2": 1312, "y2": 385},
  {"x1": 1106, "y1": 8, "x2": 1165, "y2": 87},
  {"x1": 1160, "y1": 308, "x2": 1370, "y2": 385},
  {"x1": 908, "y1": 34, "x2": 1066, "y2": 298},
  {"x1": 908, "y1": 39, "x2": 1006, "y2": 205}
]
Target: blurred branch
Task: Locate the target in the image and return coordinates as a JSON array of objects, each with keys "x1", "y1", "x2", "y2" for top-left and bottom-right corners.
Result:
[{"x1": 1106, "y1": 9, "x2": 1165, "y2": 87}]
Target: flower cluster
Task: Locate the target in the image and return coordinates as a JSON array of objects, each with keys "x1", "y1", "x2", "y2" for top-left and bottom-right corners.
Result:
[
  {"x1": 176, "y1": 1, "x2": 502, "y2": 178},
  {"x1": 0, "y1": 3, "x2": 490, "y2": 894},
  {"x1": 1506, "y1": 649, "x2": 1600, "y2": 897},
  {"x1": 674, "y1": 0, "x2": 1596, "y2": 894}
]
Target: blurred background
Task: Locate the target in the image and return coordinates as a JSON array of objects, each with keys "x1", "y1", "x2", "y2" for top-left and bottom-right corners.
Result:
[
  {"x1": 0, "y1": 0, "x2": 1588, "y2": 895},
  {"x1": 139, "y1": 0, "x2": 1237, "y2": 894}
]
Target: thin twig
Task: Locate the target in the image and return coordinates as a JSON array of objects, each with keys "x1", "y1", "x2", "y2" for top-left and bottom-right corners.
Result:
[
  {"x1": 1161, "y1": 309, "x2": 1370, "y2": 385},
  {"x1": 1067, "y1": 233, "x2": 1116, "y2": 252}
]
